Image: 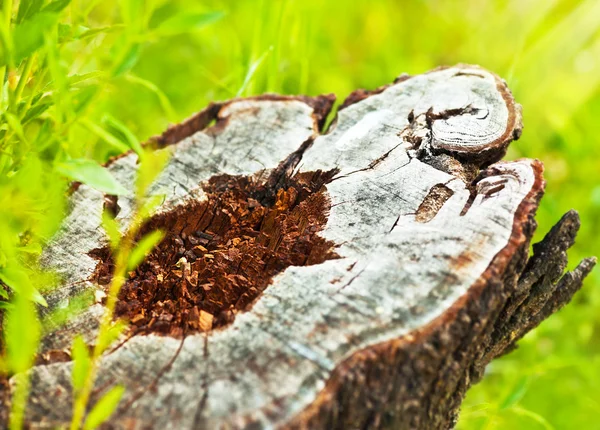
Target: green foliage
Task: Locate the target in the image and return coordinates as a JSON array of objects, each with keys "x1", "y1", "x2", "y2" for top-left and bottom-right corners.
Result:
[
  {"x1": 16, "y1": 0, "x2": 44, "y2": 24},
  {"x1": 0, "y1": 0, "x2": 219, "y2": 428},
  {"x1": 127, "y1": 229, "x2": 164, "y2": 272},
  {"x1": 152, "y1": 10, "x2": 225, "y2": 37},
  {"x1": 135, "y1": 147, "x2": 169, "y2": 192},
  {"x1": 5, "y1": 287, "x2": 40, "y2": 374},
  {"x1": 2, "y1": 268, "x2": 41, "y2": 429},
  {"x1": 101, "y1": 210, "x2": 121, "y2": 251},
  {"x1": 56, "y1": 159, "x2": 128, "y2": 195},
  {"x1": 41, "y1": 290, "x2": 93, "y2": 331},
  {"x1": 83, "y1": 385, "x2": 125, "y2": 430},
  {"x1": 8, "y1": 12, "x2": 58, "y2": 66},
  {"x1": 71, "y1": 335, "x2": 90, "y2": 392},
  {"x1": 69, "y1": 147, "x2": 171, "y2": 430},
  {"x1": 95, "y1": 320, "x2": 126, "y2": 354}
]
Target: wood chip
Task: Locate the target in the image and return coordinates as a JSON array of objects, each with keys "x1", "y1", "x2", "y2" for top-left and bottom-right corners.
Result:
[{"x1": 199, "y1": 310, "x2": 214, "y2": 331}]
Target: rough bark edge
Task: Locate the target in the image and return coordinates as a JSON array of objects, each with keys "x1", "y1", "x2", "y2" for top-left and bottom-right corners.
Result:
[
  {"x1": 149, "y1": 93, "x2": 336, "y2": 144},
  {"x1": 218, "y1": 94, "x2": 337, "y2": 132},
  {"x1": 337, "y1": 74, "x2": 412, "y2": 111},
  {"x1": 484, "y1": 209, "x2": 597, "y2": 360},
  {"x1": 285, "y1": 160, "x2": 593, "y2": 429},
  {"x1": 103, "y1": 94, "x2": 336, "y2": 168}
]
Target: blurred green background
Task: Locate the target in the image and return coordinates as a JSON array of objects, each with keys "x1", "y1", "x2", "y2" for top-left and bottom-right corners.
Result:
[{"x1": 3, "y1": 0, "x2": 599, "y2": 428}]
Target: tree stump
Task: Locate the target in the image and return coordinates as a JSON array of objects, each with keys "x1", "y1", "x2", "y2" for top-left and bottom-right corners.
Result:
[{"x1": 20, "y1": 65, "x2": 596, "y2": 429}]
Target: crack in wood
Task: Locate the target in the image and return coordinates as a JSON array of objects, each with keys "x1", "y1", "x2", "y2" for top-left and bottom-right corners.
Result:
[
  {"x1": 114, "y1": 334, "x2": 187, "y2": 420},
  {"x1": 415, "y1": 184, "x2": 455, "y2": 223}
]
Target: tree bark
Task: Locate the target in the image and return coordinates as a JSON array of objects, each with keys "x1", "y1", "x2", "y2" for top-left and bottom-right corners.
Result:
[{"x1": 14, "y1": 65, "x2": 596, "y2": 429}]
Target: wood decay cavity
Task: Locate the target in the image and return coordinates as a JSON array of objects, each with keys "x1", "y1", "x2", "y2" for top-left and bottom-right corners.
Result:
[{"x1": 90, "y1": 169, "x2": 339, "y2": 337}]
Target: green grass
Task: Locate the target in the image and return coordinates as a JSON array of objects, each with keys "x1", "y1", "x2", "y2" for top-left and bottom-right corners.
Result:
[{"x1": 1, "y1": 0, "x2": 599, "y2": 428}]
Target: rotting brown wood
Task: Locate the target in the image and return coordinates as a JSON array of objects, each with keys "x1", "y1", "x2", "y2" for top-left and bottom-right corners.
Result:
[
  {"x1": 5, "y1": 65, "x2": 596, "y2": 429},
  {"x1": 93, "y1": 170, "x2": 339, "y2": 337}
]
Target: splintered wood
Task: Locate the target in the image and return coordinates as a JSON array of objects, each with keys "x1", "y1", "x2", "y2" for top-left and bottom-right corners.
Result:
[
  {"x1": 92, "y1": 172, "x2": 338, "y2": 336},
  {"x1": 15, "y1": 65, "x2": 595, "y2": 429}
]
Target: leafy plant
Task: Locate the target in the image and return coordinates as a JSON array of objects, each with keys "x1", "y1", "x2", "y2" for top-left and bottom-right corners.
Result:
[
  {"x1": 0, "y1": 0, "x2": 221, "y2": 428},
  {"x1": 70, "y1": 148, "x2": 169, "y2": 430}
]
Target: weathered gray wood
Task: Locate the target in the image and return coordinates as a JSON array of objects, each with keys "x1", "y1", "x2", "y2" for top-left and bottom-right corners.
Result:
[{"x1": 14, "y1": 65, "x2": 595, "y2": 429}]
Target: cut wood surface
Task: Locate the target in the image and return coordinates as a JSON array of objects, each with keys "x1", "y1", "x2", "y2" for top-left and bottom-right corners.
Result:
[{"x1": 16, "y1": 65, "x2": 596, "y2": 429}]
